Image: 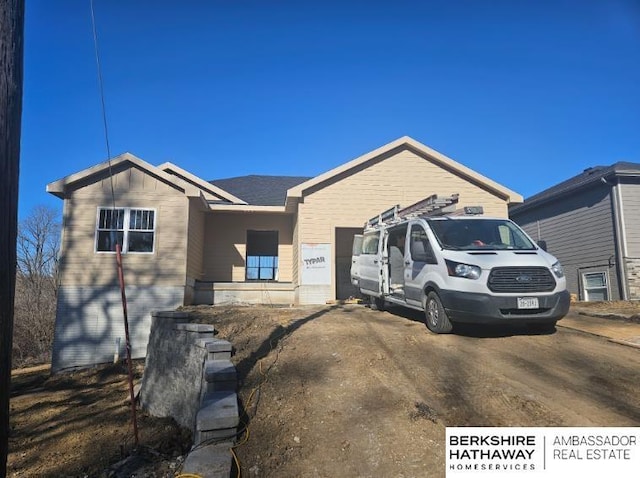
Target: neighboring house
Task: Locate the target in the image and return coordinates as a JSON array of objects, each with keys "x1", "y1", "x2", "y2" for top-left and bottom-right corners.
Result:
[
  {"x1": 510, "y1": 162, "x2": 640, "y2": 302},
  {"x1": 47, "y1": 136, "x2": 523, "y2": 371}
]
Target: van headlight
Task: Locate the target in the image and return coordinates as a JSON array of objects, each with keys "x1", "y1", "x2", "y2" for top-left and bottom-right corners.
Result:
[
  {"x1": 551, "y1": 261, "x2": 564, "y2": 278},
  {"x1": 446, "y1": 260, "x2": 481, "y2": 280}
]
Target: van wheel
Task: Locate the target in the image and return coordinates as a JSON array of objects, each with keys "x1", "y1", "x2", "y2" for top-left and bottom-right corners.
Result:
[
  {"x1": 424, "y1": 292, "x2": 453, "y2": 333},
  {"x1": 369, "y1": 295, "x2": 385, "y2": 311}
]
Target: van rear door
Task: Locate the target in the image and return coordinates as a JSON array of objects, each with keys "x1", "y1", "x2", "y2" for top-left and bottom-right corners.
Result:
[
  {"x1": 356, "y1": 231, "x2": 383, "y2": 295},
  {"x1": 350, "y1": 234, "x2": 363, "y2": 286}
]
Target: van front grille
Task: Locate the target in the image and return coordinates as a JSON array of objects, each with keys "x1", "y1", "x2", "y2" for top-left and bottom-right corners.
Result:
[{"x1": 487, "y1": 267, "x2": 556, "y2": 293}]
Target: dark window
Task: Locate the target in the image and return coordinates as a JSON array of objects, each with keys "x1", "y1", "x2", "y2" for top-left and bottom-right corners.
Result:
[
  {"x1": 246, "y1": 230, "x2": 278, "y2": 280},
  {"x1": 428, "y1": 218, "x2": 535, "y2": 251},
  {"x1": 362, "y1": 232, "x2": 380, "y2": 255},
  {"x1": 410, "y1": 224, "x2": 437, "y2": 264}
]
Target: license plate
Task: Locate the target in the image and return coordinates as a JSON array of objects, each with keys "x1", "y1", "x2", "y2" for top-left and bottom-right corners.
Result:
[{"x1": 517, "y1": 297, "x2": 539, "y2": 309}]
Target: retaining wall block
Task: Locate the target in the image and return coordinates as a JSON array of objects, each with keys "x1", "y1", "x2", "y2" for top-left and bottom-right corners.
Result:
[
  {"x1": 197, "y1": 391, "x2": 240, "y2": 431},
  {"x1": 197, "y1": 338, "x2": 233, "y2": 361},
  {"x1": 194, "y1": 427, "x2": 239, "y2": 447},
  {"x1": 204, "y1": 360, "x2": 237, "y2": 383},
  {"x1": 181, "y1": 443, "x2": 232, "y2": 478},
  {"x1": 204, "y1": 380, "x2": 237, "y2": 394}
]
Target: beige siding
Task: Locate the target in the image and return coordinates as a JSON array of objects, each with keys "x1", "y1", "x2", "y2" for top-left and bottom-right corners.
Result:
[
  {"x1": 58, "y1": 166, "x2": 189, "y2": 288},
  {"x1": 203, "y1": 212, "x2": 294, "y2": 282},
  {"x1": 300, "y1": 149, "x2": 507, "y2": 242},
  {"x1": 297, "y1": 148, "x2": 510, "y2": 301},
  {"x1": 292, "y1": 212, "x2": 300, "y2": 285},
  {"x1": 186, "y1": 198, "x2": 205, "y2": 280}
]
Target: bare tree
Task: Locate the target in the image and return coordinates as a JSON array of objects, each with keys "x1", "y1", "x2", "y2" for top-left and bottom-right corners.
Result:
[
  {"x1": 12, "y1": 205, "x2": 60, "y2": 367},
  {"x1": 17, "y1": 204, "x2": 60, "y2": 284}
]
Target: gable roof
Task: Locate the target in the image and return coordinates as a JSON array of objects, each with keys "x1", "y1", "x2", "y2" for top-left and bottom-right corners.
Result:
[
  {"x1": 158, "y1": 162, "x2": 246, "y2": 204},
  {"x1": 46, "y1": 152, "x2": 201, "y2": 199},
  {"x1": 210, "y1": 175, "x2": 311, "y2": 206},
  {"x1": 286, "y1": 136, "x2": 523, "y2": 205},
  {"x1": 48, "y1": 136, "x2": 524, "y2": 212},
  {"x1": 510, "y1": 161, "x2": 640, "y2": 214}
]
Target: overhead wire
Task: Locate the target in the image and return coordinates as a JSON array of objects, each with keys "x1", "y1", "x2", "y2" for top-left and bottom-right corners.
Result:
[
  {"x1": 88, "y1": 1, "x2": 287, "y2": 471},
  {"x1": 89, "y1": 0, "x2": 116, "y2": 209},
  {"x1": 88, "y1": 0, "x2": 139, "y2": 447}
]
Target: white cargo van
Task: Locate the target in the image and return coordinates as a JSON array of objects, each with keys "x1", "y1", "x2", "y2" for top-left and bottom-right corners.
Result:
[{"x1": 351, "y1": 195, "x2": 570, "y2": 333}]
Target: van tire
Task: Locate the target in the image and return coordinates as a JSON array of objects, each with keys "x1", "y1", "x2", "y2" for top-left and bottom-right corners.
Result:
[
  {"x1": 369, "y1": 295, "x2": 385, "y2": 311},
  {"x1": 424, "y1": 292, "x2": 453, "y2": 333}
]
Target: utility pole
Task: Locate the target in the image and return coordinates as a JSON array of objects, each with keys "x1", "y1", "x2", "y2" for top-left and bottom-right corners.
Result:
[{"x1": 0, "y1": 0, "x2": 25, "y2": 476}]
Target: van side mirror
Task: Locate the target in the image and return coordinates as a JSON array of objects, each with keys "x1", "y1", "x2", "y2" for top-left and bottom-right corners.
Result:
[{"x1": 537, "y1": 240, "x2": 547, "y2": 251}]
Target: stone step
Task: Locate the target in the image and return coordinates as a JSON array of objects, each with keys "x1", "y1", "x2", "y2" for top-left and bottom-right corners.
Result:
[
  {"x1": 194, "y1": 427, "x2": 238, "y2": 447},
  {"x1": 197, "y1": 338, "x2": 233, "y2": 361},
  {"x1": 204, "y1": 360, "x2": 237, "y2": 383},
  {"x1": 196, "y1": 391, "x2": 240, "y2": 432},
  {"x1": 181, "y1": 443, "x2": 232, "y2": 478},
  {"x1": 203, "y1": 379, "x2": 236, "y2": 394},
  {"x1": 201, "y1": 359, "x2": 237, "y2": 398},
  {"x1": 174, "y1": 323, "x2": 216, "y2": 340},
  {"x1": 151, "y1": 310, "x2": 190, "y2": 320}
]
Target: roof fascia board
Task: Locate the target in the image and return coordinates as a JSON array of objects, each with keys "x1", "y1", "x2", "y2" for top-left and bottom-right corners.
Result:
[
  {"x1": 285, "y1": 136, "x2": 523, "y2": 204},
  {"x1": 286, "y1": 137, "x2": 409, "y2": 199},
  {"x1": 208, "y1": 204, "x2": 288, "y2": 213},
  {"x1": 46, "y1": 153, "x2": 198, "y2": 198},
  {"x1": 196, "y1": 191, "x2": 210, "y2": 210},
  {"x1": 610, "y1": 171, "x2": 640, "y2": 179},
  {"x1": 158, "y1": 161, "x2": 247, "y2": 204}
]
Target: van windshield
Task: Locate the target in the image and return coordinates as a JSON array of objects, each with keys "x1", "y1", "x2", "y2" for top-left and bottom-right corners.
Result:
[{"x1": 427, "y1": 218, "x2": 536, "y2": 251}]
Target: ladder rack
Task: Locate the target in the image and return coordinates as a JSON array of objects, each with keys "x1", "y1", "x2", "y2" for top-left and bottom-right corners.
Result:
[
  {"x1": 365, "y1": 193, "x2": 481, "y2": 229},
  {"x1": 397, "y1": 193, "x2": 460, "y2": 219}
]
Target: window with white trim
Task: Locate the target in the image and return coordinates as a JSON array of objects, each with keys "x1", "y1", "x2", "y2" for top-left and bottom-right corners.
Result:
[
  {"x1": 583, "y1": 271, "x2": 609, "y2": 301},
  {"x1": 96, "y1": 207, "x2": 155, "y2": 253}
]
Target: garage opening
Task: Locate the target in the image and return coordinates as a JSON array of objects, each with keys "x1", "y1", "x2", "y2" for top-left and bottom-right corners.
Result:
[{"x1": 335, "y1": 227, "x2": 363, "y2": 300}]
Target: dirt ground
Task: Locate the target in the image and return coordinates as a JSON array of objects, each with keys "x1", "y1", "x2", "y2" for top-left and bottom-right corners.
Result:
[
  {"x1": 570, "y1": 299, "x2": 640, "y2": 322},
  {"x1": 8, "y1": 302, "x2": 640, "y2": 477},
  {"x1": 8, "y1": 362, "x2": 192, "y2": 477}
]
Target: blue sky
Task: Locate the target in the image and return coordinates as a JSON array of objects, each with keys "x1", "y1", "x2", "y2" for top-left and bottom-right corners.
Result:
[{"x1": 20, "y1": 0, "x2": 640, "y2": 220}]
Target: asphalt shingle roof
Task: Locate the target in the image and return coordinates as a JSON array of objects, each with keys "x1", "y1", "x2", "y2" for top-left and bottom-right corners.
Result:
[
  {"x1": 511, "y1": 161, "x2": 640, "y2": 214},
  {"x1": 210, "y1": 175, "x2": 311, "y2": 206}
]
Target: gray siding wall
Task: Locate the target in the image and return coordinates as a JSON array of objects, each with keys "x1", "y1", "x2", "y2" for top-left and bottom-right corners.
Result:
[
  {"x1": 620, "y1": 180, "x2": 640, "y2": 299},
  {"x1": 620, "y1": 181, "x2": 640, "y2": 257},
  {"x1": 511, "y1": 184, "x2": 620, "y2": 300},
  {"x1": 52, "y1": 285, "x2": 184, "y2": 372}
]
